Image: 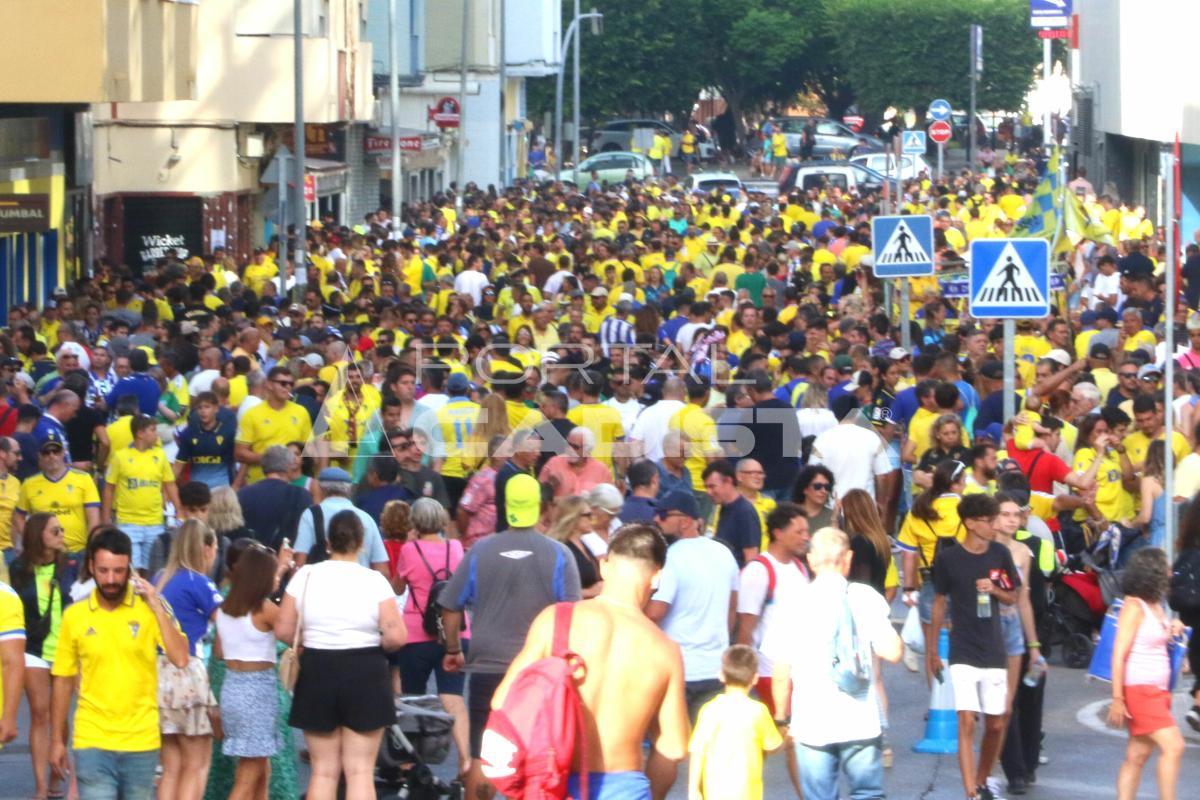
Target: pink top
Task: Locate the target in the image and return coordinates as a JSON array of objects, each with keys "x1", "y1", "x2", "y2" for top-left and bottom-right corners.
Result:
[
  {"x1": 1124, "y1": 598, "x2": 1170, "y2": 690},
  {"x1": 458, "y1": 466, "x2": 497, "y2": 548},
  {"x1": 538, "y1": 454, "x2": 614, "y2": 498},
  {"x1": 396, "y1": 538, "x2": 469, "y2": 644}
]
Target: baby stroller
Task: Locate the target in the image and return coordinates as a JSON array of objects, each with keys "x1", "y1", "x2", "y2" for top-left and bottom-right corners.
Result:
[
  {"x1": 375, "y1": 695, "x2": 463, "y2": 800},
  {"x1": 1039, "y1": 532, "x2": 1123, "y2": 669}
]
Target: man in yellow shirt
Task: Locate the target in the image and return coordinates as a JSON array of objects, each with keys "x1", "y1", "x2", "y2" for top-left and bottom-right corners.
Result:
[
  {"x1": 0, "y1": 581, "x2": 23, "y2": 745},
  {"x1": 1123, "y1": 394, "x2": 1190, "y2": 471},
  {"x1": 15, "y1": 433, "x2": 101, "y2": 557},
  {"x1": 0, "y1": 438, "x2": 20, "y2": 561},
  {"x1": 236, "y1": 366, "x2": 314, "y2": 483},
  {"x1": 102, "y1": 416, "x2": 181, "y2": 573},
  {"x1": 567, "y1": 373, "x2": 625, "y2": 471},
  {"x1": 51, "y1": 528, "x2": 188, "y2": 796},
  {"x1": 669, "y1": 376, "x2": 721, "y2": 521},
  {"x1": 432, "y1": 375, "x2": 481, "y2": 510}
]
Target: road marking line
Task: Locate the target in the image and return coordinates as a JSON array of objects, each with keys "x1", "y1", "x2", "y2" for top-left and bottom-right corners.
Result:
[{"x1": 1076, "y1": 699, "x2": 1200, "y2": 747}]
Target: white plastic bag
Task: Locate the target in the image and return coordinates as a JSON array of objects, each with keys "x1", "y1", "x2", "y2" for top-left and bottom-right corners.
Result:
[{"x1": 901, "y1": 605, "x2": 924, "y2": 655}]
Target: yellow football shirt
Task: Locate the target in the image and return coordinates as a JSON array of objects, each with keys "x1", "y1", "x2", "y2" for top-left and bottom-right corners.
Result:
[
  {"x1": 566, "y1": 402, "x2": 625, "y2": 468},
  {"x1": 689, "y1": 691, "x2": 782, "y2": 800},
  {"x1": 506, "y1": 400, "x2": 544, "y2": 431},
  {"x1": 0, "y1": 584, "x2": 24, "y2": 726},
  {"x1": 898, "y1": 494, "x2": 965, "y2": 569},
  {"x1": 236, "y1": 401, "x2": 314, "y2": 483},
  {"x1": 670, "y1": 403, "x2": 719, "y2": 492},
  {"x1": 434, "y1": 399, "x2": 482, "y2": 478},
  {"x1": 105, "y1": 446, "x2": 175, "y2": 526},
  {"x1": 0, "y1": 474, "x2": 19, "y2": 550},
  {"x1": 52, "y1": 586, "x2": 172, "y2": 752},
  {"x1": 17, "y1": 469, "x2": 101, "y2": 552}
]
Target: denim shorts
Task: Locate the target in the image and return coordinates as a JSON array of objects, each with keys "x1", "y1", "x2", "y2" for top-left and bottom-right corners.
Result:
[
  {"x1": 393, "y1": 639, "x2": 467, "y2": 697},
  {"x1": 121, "y1": 523, "x2": 162, "y2": 571},
  {"x1": 1000, "y1": 610, "x2": 1026, "y2": 657},
  {"x1": 918, "y1": 581, "x2": 936, "y2": 625},
  {"x1": 75, "y1": 748, "x2": 159, "y2": 800}
]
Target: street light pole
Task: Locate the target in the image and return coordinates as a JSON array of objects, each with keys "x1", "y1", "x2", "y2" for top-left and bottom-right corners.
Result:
[
  {"x1": 554, "y1": 12, "x2": 601, "y2": 178},
  {"x1": 571, "y1": 0, "x2": 580, "y2": 169},
  {"x1": 293, "y1": 0, "x2": 307, "y2": 289},
  {"x1": 456, "y1": 0, "x2": 469, "y2": 208},
  {"x1": 499, "y1": 0, "x2": 507, "y2": 188},
  {"x1": 389, "y1": 0, "x2": 403, "y2": 234}
]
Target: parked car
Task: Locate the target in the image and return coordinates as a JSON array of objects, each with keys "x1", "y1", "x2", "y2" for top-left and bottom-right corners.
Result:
[
  {"x1": 767, "y1": 117, "x2": 884, "y2": 158},
  {"x1": 776, "y1": 159, "x2": 899, "y2": 196},
  {"x1": 565, "y1": 151, "x2": 654, "y2": 186},
  {"x1": 849, "y1": 152, "x2": 932, "y2": 181},
  {"x1": 589, "y1": 119, "x2": 715, "y2": 160},
  {"x1": 684, "y1": 172, "x2": 745, "y2": 200}
]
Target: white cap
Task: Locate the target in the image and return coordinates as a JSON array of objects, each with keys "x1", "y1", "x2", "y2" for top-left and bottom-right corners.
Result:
[
  {"x1": 888, "y1": 346, "x2": 910, "y2": 360},
  {"x1": 1044, "y1": 349, "x2": 1072, "y2": 368},
  {"x1": 302, "y1": 353, "x2": 324, "y2": 369}
]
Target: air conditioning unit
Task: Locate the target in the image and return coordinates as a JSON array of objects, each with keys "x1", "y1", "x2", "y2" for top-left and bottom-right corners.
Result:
[{"x1": 242, "y1": 132, "x2": 265, "y2": 159}]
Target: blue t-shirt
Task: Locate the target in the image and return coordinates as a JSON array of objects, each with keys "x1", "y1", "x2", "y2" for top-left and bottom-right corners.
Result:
[
  {"x1": 175, "y1": 409, "x2": 238, "y2": 489},
  {"x1": 160, "y1": 569, "x2": 223, "y2": 654},
  {"x1": 107, "y1": 373, "x2": 161, "y2": 416}
]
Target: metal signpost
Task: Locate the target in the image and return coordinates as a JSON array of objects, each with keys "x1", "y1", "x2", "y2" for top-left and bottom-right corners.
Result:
[
  {"x1": 928, "y1": 120, "x2": 952, "y2": 180},
  {"x1": 969, "y1": 25, "x2": 982, "y2": 171},
  {"x1": 875, "y1": 214, "x2": 934, "y2": 354},
  {"x1": 969, "y1": 239, "x2": 1051, "y2": 422},
  {"x1": 1163, "y1": 146, "x2": 1178, "y2": 564}
]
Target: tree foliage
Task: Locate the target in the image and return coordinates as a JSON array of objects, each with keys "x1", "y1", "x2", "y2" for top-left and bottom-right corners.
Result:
[
  {"x1": 525, "y1": 0, "x2": 1039, "y2": 128},
  {"x1": 823, "y1": 0, "x2": 1039, "y2": 114}
]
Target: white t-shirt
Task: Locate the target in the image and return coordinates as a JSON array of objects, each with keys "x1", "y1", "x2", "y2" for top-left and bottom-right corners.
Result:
[
  {"x1": 652, "y1": 536, "x2": 739, "y2": 682},
  {"x1": 286, "y1": 561, "x2": 394, "y2": 650},
  {"x1": 454, "y1": 270, "x2": 490, "y2": 306},
  {"x1": 189, "y1": 369, "x2": 221, "y2": 397},
  {"x1": 604, "y1": 396, "x2": 644, "y2": 434},
  {"x1": 809, "y1": 424, "x2": 895, "y2": 500},
  {"x1": 736, "y1": 553, "x2": 810, "y2": 676},
  {"x1": 763, "y1": 574, "x2": 896, "y2": 746},
  {"x1": 628, "y1": 399, "x2": 685, "y2": 461},
  {"x1": 1090, "y1": 271, "x2": 1123, "y2": 310}
]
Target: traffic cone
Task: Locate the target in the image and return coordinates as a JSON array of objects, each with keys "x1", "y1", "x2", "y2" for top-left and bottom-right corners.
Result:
[{"x1": 913, "y1": 628, "x2": 957, "y2": 754}]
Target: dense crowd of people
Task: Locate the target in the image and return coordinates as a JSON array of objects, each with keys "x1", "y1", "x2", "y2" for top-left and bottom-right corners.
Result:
[{"x1": 0, "y1": 149, "x2": 1197, "y2": 800}]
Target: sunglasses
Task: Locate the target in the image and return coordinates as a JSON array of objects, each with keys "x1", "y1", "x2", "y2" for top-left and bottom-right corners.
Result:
[
  {"x1": 1119, "y1": 372, "x2": 1138, "y2": 379},
  {"x1": 809, "y1": 482, "x2": 831, "y2": 491},
  {"x1": 273, "y1": 379, "x2": 294, "y2": 388}
]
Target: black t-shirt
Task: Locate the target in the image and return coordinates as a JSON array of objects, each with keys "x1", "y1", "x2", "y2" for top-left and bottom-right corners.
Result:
[
  {"x1": 932, "y1": 541, "x2": 1021, "y2": 669},
  {"x1": 65, "y1": 405, "x2": 106, "y2": 464},
  {"x1": 715, "y1": 495, "x2": 762, "y2": 569},
  {"x1": 565, "y1": 538, "x2": 601, "y2": 589},
  {"x1": 916, "y1": 445, "x2": 970, "y2": 475},
  {"x1": 848, "y1": 534, "x2": 887, "y2": 596}
]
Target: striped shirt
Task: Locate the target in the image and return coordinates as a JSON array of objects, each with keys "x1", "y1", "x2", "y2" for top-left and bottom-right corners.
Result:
[{"x1": 598, "y1": 316, "x2": 634, "y2": 357}]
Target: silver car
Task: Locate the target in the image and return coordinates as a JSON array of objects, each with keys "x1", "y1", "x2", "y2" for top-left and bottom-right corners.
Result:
[
  {"x1": 769, "y1": 117, "x2": 883, "y2": 157},
  {"x1": 567, "y1": 151, "x2": 654, "y2": 185}
]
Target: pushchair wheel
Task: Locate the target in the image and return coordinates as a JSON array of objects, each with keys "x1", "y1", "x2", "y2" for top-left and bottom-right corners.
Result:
[{"x1": 1063, "y1": 632, "x2": 1093, "y2": 669}]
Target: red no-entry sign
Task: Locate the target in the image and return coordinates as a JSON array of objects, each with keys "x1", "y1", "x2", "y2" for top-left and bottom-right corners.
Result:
[{"x1": 928, "y1": 120, "x2": 953, "y2": 145}]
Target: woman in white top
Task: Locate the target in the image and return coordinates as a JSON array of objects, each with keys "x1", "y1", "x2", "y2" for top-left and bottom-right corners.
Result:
[
  {"x1": 215, "y1": 544, "x2": 284, "y2": 800},
  {"x1": 275, "y1": 509, "x2": 405, "y2": 800}
]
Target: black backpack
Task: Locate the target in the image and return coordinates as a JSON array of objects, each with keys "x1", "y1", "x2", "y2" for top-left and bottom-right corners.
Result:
[
  {"x1": 1169, "y1": 549, "x2": 1200, "y2": 614},
  {"x1": 306, "y1": 505, "x2": 329, "y2": 565},
  {"x1": 409, "y1": 541, "x2": 453, "y2": 641}
]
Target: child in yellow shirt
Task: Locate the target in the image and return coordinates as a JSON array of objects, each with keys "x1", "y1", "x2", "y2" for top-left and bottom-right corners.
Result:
[{"x1": 689, "y1": 645, "x2": 783, "y2": 800}]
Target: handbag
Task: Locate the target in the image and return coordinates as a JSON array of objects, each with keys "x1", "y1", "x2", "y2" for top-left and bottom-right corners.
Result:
[{"x1": 278, "y1": 569, "x2": 310, "y2": 695}]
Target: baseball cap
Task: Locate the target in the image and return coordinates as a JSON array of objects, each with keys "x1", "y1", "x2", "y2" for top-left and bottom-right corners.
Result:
[
  {"x1": 1096, "y1": 307, "x2": 1119, "y2": 325},
  {"x1": 590, "y1": 286, "x2": 610, "y2": 298},
  {"x1": 38, "y1": 430, "x2": 66, "y2": 453},
  {"x1": 1187, "y1": 312, "x2": 1200, "y2": 332},
  {"x1": 979, "y1": 361, "x2": 1004, "y2": 380},
  {"x1": 447, "y1": 373, "x2": 471, "y2": 394},
  {"x1": 1089, "y1": 342, "x2": 1112, "y2": 359},
  {"x1": 302, "y1": 353, "x2": 324, "y2": 369},
  {"x1": 887, "y1": 346, "x2": 910, "y2": 361},
  {"x1": 656, "y1": 490, "x2": 700, "y2": 520},
  {"x1": 1137, "y1": 363, "x2": 1163, "y2": 381},
  {"x1": 1044, "y1": 349, "x2": 1072, "y2": 367},
  {"x1": 832, "y1": 354, "x2": 854, "y2": 374},
  {"x1": 1080, "y1": 310, "x2": 1098, "y2": 326},
  {"x1": 505, "y1": 474, "x2": 541, "y2": 528},
  {"x1": 318, "y1": 467, "x2": 353, "y2": 483}
]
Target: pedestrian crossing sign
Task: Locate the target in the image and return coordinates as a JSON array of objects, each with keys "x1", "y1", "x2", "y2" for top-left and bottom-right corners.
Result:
[
  {"x1": 969, "y1": 238, "x2": 1050, "y2": 319},
  {"x1": 902, "y1": 131, "x2": 926, "y2": 155},
  {"x1": 871, "y1": 215, "x2": 934, "y2": 277}
]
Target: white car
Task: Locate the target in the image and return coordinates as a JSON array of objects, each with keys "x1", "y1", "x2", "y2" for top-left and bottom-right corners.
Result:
[
  {"x1": 850, "y1": 152, "x2": 932, "y2": 181},
  {"x1": 684, "y1": 172, "x2": 745, "y2": 200}
]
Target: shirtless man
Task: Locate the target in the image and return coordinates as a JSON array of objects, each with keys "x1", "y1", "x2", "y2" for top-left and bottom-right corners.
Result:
[{"x1": 489, "y1": 524, "x2": 690, "y2": 800}]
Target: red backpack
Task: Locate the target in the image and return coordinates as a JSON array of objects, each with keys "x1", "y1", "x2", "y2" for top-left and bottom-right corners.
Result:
[{"x1": 480, "y1": 602, "x2": 589, "y2": 800}]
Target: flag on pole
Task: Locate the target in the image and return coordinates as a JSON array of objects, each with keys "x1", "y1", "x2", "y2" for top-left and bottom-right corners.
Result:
[
  {"x1": 1014, "y1": 148, "x2": 1062, "y2": 241},
  {"x1": 1062, "y1": 189, "x2": 1115, "y2": 249}
]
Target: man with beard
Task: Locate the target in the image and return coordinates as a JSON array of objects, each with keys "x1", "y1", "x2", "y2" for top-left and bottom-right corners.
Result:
[{"x1": 50, "y1": 527, "x2": 189, "y2": 797}]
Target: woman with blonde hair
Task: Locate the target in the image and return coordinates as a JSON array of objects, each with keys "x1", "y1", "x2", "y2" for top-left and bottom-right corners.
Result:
[
  {"x1": 209, "y1": 486, "x2": 255, "y2": 544},
  {"x1": 156, "y1": 519, "x2": 223, "y2": 800},
  {"x1": 468, "y1": 394, "x2": 511, "y2": 470},
  {"x1": 548, "y1": 496, "x2": 603, "y2": 598}
]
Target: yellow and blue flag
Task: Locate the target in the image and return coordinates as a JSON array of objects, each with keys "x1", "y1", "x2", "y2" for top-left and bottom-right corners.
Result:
[{"x1": 1014, "y1": 148, "x2": 1062, "y2": 241}]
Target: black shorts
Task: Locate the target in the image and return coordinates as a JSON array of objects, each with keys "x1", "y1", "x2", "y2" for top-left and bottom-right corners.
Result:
[
  {"x1": 466, "y1": 671, "x2": 505, "y2": 759},
  {"x1": 289, "y1": 647, "x2": 394, "y2": 733},
  {"x1": 444, "y1": 476, "x2": 467, "y2": 515}
]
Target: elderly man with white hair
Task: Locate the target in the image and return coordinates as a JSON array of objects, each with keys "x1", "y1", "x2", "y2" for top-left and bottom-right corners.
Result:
[
  {"x1": 293, "y1": 466, "x2": 389, "y2": 573},
  {"x1": 538, "y1": 425, "x2": 614, "y2": 498},
  {"x1": 1068, "y1": 381, "x2": 1102, "y2": 424}
]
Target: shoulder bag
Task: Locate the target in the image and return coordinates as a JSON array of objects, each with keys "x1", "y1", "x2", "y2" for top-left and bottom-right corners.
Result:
[{"x1": 278, "y1": 568, "x2": 310, "y2": 694}]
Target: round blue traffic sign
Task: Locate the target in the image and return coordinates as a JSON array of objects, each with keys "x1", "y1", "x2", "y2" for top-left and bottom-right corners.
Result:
[{"x1": 930, "y1": 99, "x2": 952, "y2": 122}]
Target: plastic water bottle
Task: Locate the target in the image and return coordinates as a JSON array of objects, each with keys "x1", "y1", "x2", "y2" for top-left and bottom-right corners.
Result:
[
  {"x1": 1023, "y1": 655, "x2": 1047, "y2": 687},
  {"x1": 976, "y1": 590, "x2": 992, "y2": 618}
]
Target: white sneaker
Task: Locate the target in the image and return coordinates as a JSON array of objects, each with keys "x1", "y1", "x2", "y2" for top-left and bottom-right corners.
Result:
[{"x1": 903, "y1": 644, "x2": 920, "y2": 672}]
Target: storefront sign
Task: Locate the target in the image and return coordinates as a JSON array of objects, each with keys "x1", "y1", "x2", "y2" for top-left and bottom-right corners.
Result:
[
  {"x1": 304, "y1": 174, "x2": 316, "y2": 204},
  {"x1": 0, "y1": 194, "x2": 51, "y2": 232},
  {"x1": 428, "y1": 97, "x2": 461, "y2": 129},
  {"x1": 279, "y1": 125, "x2": 345, "y2": 158},
  {"x1": 364, "y1": 133, "x2": 424, "y2": 154},
  {"x1": 121, "y1": 196, "x2": 203, "y2": 274}
]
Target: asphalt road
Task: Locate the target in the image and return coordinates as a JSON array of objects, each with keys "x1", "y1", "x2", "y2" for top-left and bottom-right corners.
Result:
[{"x1": 2, "y1": 656, "x2": 1197, "y2": 799}]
